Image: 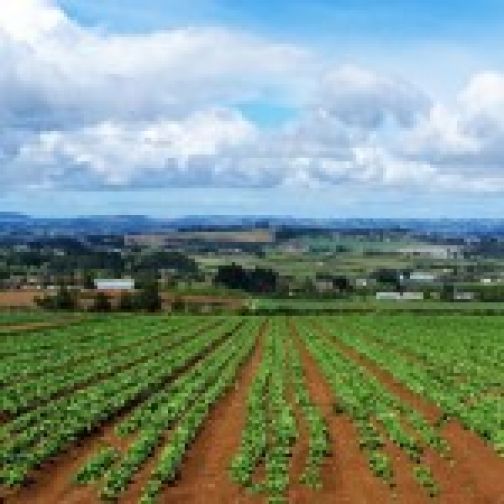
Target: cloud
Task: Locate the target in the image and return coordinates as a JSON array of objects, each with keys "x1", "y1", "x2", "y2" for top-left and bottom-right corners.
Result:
[
  {"x1": 4, "y1": 108, "x2": 258, "y2": 189},
  {"x1": 399, "y1": 71, "x2": 504, "y2": 183},
  {"x1": 317, "y1": 66, "x2": 429, "y2": 129},
  {"x1": 2, "y1": 0, "x2": 504, "y2": 198},
  {"x1": 0, "y1": 0, "x2": 314, "y2": 129}
]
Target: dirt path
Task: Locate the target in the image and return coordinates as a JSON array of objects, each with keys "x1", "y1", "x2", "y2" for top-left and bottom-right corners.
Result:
[
  {"x1": 156, "y1": 323, "x2": 267, "y2": 504},
  {"x1": 313, "y1": 321, "x2": 504, "y2": 504},
  {"x1": 289, "y1": 320, "x2": 392, "y2": 504}
]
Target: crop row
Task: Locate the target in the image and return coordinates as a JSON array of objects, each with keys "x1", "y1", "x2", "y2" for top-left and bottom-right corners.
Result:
[
  {"x1": 319, "y1": 316, "x2": 503, "y2": 455},
  {"x1": 231, "y1": 318, "x2": 329, "y2": 503},
  {"x1": 0, "y1": 318, "x2": 219, "y2": 415},
  {"x1": 0, "y1": 318, "x2": 242, "y2": 486},
  {"x1": 93, "y1": 319, "x2": 261, "y2": 501},
  {"x1": 296, "y1": 319, "x2": 444, "y2": 497},
  {"x1": 138, "y1": 319, "x2": 261, "y2": 504},
  {"x1": 0, "y1": 316, "x2": 199, "y2": 384}
]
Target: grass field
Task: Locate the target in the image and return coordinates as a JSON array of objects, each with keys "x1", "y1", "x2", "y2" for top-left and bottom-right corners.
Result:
[{"x1": 0, "y1": 314, "x2": 502, "y2": 503}]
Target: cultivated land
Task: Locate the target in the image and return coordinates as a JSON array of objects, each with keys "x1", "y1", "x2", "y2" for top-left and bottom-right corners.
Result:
[{"x1": 0, "y1": 314, "x2": 502, "y2": 503}]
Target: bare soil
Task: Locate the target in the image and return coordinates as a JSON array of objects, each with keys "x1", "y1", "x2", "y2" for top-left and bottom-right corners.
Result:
[
  {"x1": 1, "y1": 321, "x2": 239, "y2": 504},
  {"x1": 314, "y1": 322, "x2": 504, "y2": 504},
  {"x1": 157, "y1": 323, "x2": 267, "y2": 504},
  {"x1": 0, "y1": 290, "x2": 40, "y2": 308},
  {"x1": 289, "y1": 320, "x2": 392, "y2": 504}
]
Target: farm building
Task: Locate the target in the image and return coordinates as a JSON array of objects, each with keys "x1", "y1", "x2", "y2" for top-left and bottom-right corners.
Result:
[
  {"x1": 408, "y1": 271, "x2": 438, "y2": 282},
  {"x1": 376, "y1": 292, "x2": 424, "y2": 301},
  {"x1": 454, "y1": 291, "x2": 476, "y2": 301},
  {"x1": 94, "y1": 279, "x2": 135, "y2": 291}
]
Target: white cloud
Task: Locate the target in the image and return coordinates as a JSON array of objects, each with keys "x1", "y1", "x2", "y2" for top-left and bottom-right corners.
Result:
[
  {"x1": 317, "y1": 66, "x2": 428, "y2": 129},
  {"x1": 0, "y1": 0, "x2": 314, "y2": 129},
  {"x1": 6, "y1": 108, "x2": 257, "y2": 188},
  {"x1": 2, "y1": 0, "x2": 504, "y2": 197}
]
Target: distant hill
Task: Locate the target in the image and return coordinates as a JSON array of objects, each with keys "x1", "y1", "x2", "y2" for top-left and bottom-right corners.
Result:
[{"x1": 2, "y1": 213, "x2": 504, "y2": 238}]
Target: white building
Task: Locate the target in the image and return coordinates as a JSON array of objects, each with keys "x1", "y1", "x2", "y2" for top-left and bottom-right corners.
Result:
[
  {"x1": 94, "y1": 279, "x2": 135, "y2": 291},
  {"x1": 376, "y1": 291, "x2": 424, "y2": 301},
  {"x1": 454, "y1": 291, "x2": 475, "y2": 301},
  {"x1": 409, "y1": 271, "x2": 437, "y2": 282},
  {"x1": 376, "y1": 292, "x2": 402, "y2": 301}
]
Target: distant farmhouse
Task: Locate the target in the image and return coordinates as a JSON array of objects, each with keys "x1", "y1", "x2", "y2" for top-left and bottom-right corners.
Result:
[
  {"x1": 397, "y1": 245, "x2": 463, "y2": 260},
  {"x1": 408, "y1": 271, "x2": 438, "y2": 283},
  {"x1": 376, "y1": 292, "x2": 424, "y2": 301},
  {"x1": 94, "y1": 279, "x2": 135, "y2": 291}
]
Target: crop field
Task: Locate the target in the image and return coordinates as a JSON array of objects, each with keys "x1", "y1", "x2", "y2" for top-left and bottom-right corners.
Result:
[
  {"x1": 0, "y1": 311, "x2": 83, "y2": 334},
  {"x1": 0, "y1": 314, "x2": 502, "y2": 504}
]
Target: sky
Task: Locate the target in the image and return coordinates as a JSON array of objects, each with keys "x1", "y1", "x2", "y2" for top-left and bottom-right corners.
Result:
[{"x1": 1, "y1": 1, "x2": 504, "y2": 217}]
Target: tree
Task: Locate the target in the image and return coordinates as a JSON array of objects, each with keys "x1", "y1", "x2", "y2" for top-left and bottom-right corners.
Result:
[
  {"x1": 440, "y1": 283, "x2": 455, "y2": 301},
  {"x1": 171, "y1": 296, "x2": 186, "y2": 313},
  {"x1": 82, "y1": 270, "x2": 95, "y2": 290},
  {"x1": 372, "y1": 268, "x2": 401, "y2": 290},
  {"x1": 214, "y1": 263, "x2": 278, "y2": 293},
  {"x1": 214, "y1": 263, "x2": 248, "y2": 291},
  {"x1": 333, "y1": 275, "x2": 352, "y2": 293},
  {"x1": 54, "y1": 283, "x2": 78, "y2": 310},
  {"x1": 118, "y1": 291, "x2": 135, "y2": 311},
  {"x1": 91, "y1": 292, "x2": 112, "y2": 312},
  {"x1": 136, "y1": 281, "x2": 162, "y2": 312},
  {"x1": 36, "y1": 283, "x2": 78, "y2": 310}
]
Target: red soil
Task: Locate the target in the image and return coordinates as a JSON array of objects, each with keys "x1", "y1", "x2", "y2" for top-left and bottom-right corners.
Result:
[
  {"x1": 0, "y1": 290, "x2": 39, "y2": 308},
  {"x1": 2, "y1": 423, "x2": 128, "y2": 504},
  {"x1": 314, "y1": 322, "x2": 504, "y2": 504},
  {"x1": 1, "y1": 320, "x2": 236, "y2": 504},
  {"x1": 289, "y1": 321, "x2": 392, "y2": 504},
  {"x1": 157, "y1": 323, "x2": 267, "y2": 504}
]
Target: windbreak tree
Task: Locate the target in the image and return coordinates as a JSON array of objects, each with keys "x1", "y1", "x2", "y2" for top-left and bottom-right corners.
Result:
[
  {"x1": 136, "y1": 281, "x2": 162, "y2": 312},
  {"x1": 91, "y1": 292, "x2": 112, "y2": 312}
]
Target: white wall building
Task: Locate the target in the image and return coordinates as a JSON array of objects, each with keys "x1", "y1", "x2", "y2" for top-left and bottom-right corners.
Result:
[
  {"x1": 409, "y1": 271, "x2": 437, "y2": 282},
  {"x1": 376, "y1": 291, "x2": 424, "y2": 301},
  {"x1": 94, "y1": 279, "x2": 135, "y2": 291}
]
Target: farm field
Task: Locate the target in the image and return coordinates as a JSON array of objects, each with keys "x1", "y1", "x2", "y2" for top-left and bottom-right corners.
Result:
[
  {"x1": 0, "y1": 314, "x2": 502, "y2": 504},
  {"x1": 254, "y1": 298, "x2": 504, "y2": 314},
  {"x1": 0, "y1": 310, "x2": 84, "y2": 334}
]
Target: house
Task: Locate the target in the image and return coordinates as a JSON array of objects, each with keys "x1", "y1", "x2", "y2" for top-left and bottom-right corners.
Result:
[
  {"x1": 408, "y1": 271, "x2": 437, "y2": 283},
  {"x1": 314, "y1": 278, "x2": 334, "y2": 293},
  {"x1": 401, "y1": 292, "x2": 424, "y2": 301},
  {"x1": 376, "y1": 292, "x2": 402, "y2": 301},
  {"x1": 454, "y1": 291, "x2": 475, "y2": 301},
  {"x1": 376, "y1": 291, "x2": 424, "y2": 301},
  {"x1": 355, "y1": 278, "x2": 369, "y2": 288},
  {"x1": 94, "y1": 279, "x2": 135, "y2": 291}
]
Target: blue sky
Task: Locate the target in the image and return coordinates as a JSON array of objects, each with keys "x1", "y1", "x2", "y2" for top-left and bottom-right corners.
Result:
[
  {"x1": 1, "y1": 0, "x2": 504, "y2": 217},
  {"x1": 58, "y1": 0, "x2": 504, "y2": 38}
]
